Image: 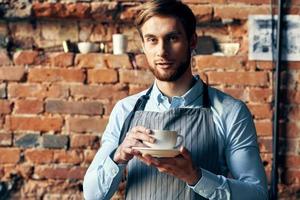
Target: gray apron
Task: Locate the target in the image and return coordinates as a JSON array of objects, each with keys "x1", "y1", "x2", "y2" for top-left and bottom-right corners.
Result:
[{"x1": 118, "y1": 81, "x2": 220, "y2": 200}]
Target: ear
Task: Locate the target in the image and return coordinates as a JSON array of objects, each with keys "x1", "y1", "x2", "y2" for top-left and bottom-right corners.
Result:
[{"x1": 189, "y1": 33, "x2": 198, "y2": 51}]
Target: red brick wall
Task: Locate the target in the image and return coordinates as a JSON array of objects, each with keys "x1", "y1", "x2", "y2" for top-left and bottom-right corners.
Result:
[{"x1": 0, "y1": 1, "x2": 299, "y2": 199}]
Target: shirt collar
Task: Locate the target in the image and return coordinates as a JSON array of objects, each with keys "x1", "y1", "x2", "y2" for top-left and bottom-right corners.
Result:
[{"x1": 150, "y1": 75, "x2": 204, "y2": 107}]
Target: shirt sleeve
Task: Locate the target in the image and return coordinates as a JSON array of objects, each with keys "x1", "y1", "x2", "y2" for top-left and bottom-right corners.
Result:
[
  {"x1": 83, "y1": 101, "x2": 128, "y2": 200},
  {"x1": 188, "y1": 101, "x2": 268, "y2": 200}
]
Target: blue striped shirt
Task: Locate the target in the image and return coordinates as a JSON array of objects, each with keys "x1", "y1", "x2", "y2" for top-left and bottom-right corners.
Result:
[{"x1": 83, "y1": 76, "x2": 268, "y2": 200}]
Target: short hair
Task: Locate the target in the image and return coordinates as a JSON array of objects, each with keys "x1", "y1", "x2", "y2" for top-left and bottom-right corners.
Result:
[{"x1": 135, "y1": 0, "x2": 196, "y2": 41}]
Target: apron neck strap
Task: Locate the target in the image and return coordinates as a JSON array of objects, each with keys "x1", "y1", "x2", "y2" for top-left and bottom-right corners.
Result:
[{"x1": 202, "y1": 81, "x2": 210, "y2": 108}]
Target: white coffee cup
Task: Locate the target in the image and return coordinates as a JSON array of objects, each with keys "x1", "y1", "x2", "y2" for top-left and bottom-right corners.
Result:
[
  {"x1": 144, "y1": 130, "x2": 184, "y2": 149},
  {"x1": 78, "y1": 42, "x2": 99, "y2": 54},
  {"x1": 112, "y1": 34, "x2": 127, "y2": 55}
]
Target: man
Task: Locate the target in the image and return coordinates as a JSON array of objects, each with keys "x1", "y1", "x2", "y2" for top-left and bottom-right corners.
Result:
[{"x1": 83, "y1": 0, "x2": 268, "y2": 199}]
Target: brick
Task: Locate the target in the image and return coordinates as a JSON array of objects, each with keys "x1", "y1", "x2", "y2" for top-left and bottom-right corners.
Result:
[
  {"x1": 255, "y1": 120, "x2": 272, "y2": 136},
  {"x1": 281, "y1": 169, "x2": 300, "y2": 185},
  {"x1": 227, "y1": 0, "x2": 271, "y2": 4},
  {"x1": 104, "y1": 101, "x2": 117, "y2": 115},
  {"x1": 222, "y1": 88, "x2": 247, "y2": 102},
  {"x1": 106, "y1": 54, "x2": 133, "y2": 69},
  {"x1": 214, "y1": 5, "x2": 271, "y2": 19},
  {"x1": 33, "y1": 3, "x2": 91, "y2": 18},
  {"x1": 34, "y1": 166, "x2": 86, "y2": 180},
  {"x1": 50, "y1": 52, "x2": 74, "y2": 67},
  {"x1": 68, "y1": 117, "x2": 108, "y2": 133},
  {"x1": 2, "y1": 164, "x2": 34, "y2": 180},
  {"x1": 0, "y1": 84, "x2": 6, "y2": 98},
  {"x1": 53, "y1": 150, "x2": 82, "y2": 164},
  {"x1": 281, "y1": 71, "x2": 298, "y2": 88},
  {"x1": 0, "y1": 50, "x2": 12, "y2": 66},
  {"x1": 28, "y1": 68, "x2": 85, "y2": 83},
  {"x1": 25, "y1": 149, "x2": 53, "y2": 164},
  {"x1": 249, "y1": 88, "x2": 273, "y2": 103},
  {"x1": 47, "y1": 84, "x2": 70, "y2": 99},
  {"x1": 8, "y1": 83, "x2": 69, "y2": 99},
  {"x1": 70, "y1": 135, "x2": 99, "y2": 149},
  {"x1": 288, "y1": 107, "x2": 300, "y2": 121},
  {"x1": 43, "y1": 194, "x2": 84, "y2": 200},
  {"x1": 0, "y1": 66, "x2": 25, "y2": 81},
  {"x1": 194, "y1": 55, "x2": 245, "y2": 70},
  {"x1": 280, "y1": 121, "x2": 300, "y2": 138},
  {"x1": 279, "y1": 139, "x2": 298, "y2": 155},
  {"x1": 0, "y1": 133, "x2": 12, "y2": 146},
  {"x1": 183, "y1": 0, "x2": 225, "y2": 3},
  {"x1": 15, "y1": 99, "x2": 44, "y2": 114},
  {"x1": 83, "y1": 150, "x2": 97, "y2": 164},
  {"x1": 70, "y1": 84, "x2": 128, "y2": 100},
  {"x1": 283, "y1": 90, "x2": 300, "y2": 104},
  {"x1": 62, "y1": 3, "x2": 91, "y2": 18},
  {"x1": 135, "y1": 54, "x2": 150, "y2": 70},
  {"x1": 255, "y1": 61, "x2": 274, "y2": 70},
  {"x1": 42, "y1": 135, "x2": 69, "y2": 149},
  {"x1": 0, "y1": 100, "x2": 12, "y2": 114},
  {"x1": 32, "y1": 3, "x2": 57, "y2": 17},
  {"x1": 207, "y1": 72, "x2": 269, "y2": 86},
  {"x1": 119, "y1": 4, "x2": 140, "y2": 21},
  {"x1": 189, "y1": 5, "x2": 213, "y2": 22},
  {"x1": 13, "y1": 50, "x2": 39, "y2": 65},
  {"x1": 278, "y1": 185, "x2": 300, "y2": 200},
  {"x1": 281, "y1": 155, "x2": 300, "y2": 169},
  {"x1": 257, "y1": 137, "x2": 272, "y2": 153},
  {"x1": 129, "y1": 85, "x2": 149, "y2": 95},
  {"x1": 46, "y1": 100, "x2": 103, "y2": 115},
  {"x1": 87, "y1": 69, "x2": 118, "y2": 83},
  {"x1": 247, "y1": 104, "x2": 272, "y2": 119},
  {"x1": 8, "y1": 84, "x2": 44, "y2": 98},
  {"x1": 90, "y1": 2, "x2": 118, "y2": 20},
  {"x1": 0, "y1": 148, "x2": 20, "y2": 164},
  {"x1": 6, "y1": 116, "x2": 63, "y2": 132},
  {"x1": 16, "y1": 165, "x2": 34, "y2": 179},
  {"x1": 75, "y1": 53, "x2": 107, "y2": 68},
  {"x1": 15, "y1": 134, "x2": 40, "y2": 148},
  {"x1": 119, "y1": 69, "x2": 154, "y2": 85},
  {"x1": 285, "y1": 61, "x2": 300, "y2": 70},
  {"x1": 0, "y1": 116, "x2": 3, "y2": 129}
]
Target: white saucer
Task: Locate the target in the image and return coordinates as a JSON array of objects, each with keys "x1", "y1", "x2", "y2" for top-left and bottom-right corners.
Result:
[{"x1": 132, "y1": 147, "x2": 180, "y2": 158}]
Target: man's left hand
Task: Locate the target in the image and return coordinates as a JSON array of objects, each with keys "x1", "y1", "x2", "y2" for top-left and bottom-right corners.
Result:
[{"x1": 135, "y1": 146, "x2": 201, "y2": 185}]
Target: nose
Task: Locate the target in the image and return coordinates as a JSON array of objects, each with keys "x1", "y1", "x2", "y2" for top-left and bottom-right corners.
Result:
[{"x1": 156, "y1": 40, "x2": 168, "y2": 57}]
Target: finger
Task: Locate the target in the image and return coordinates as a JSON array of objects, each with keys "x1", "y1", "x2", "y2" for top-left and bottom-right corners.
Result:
[
  {"x1": 122, "y1": 147, "x2": 133, "y2": 155},
  {"x1": 180, "y1": 146, "x2": 191, "y2": 160},
  {"x1": 131, "y1": 126, "x2": 151, "y2": 134},
  {"x1": 131, "y1": 132, "x2": 155, "y2": 144},
  {"x1": 157, "y1": 166, "x2": 172, "y2": 173},
  {"x1": 136, "y1": 154, "x2": 152, "y2": 166},
  {"x1": 123, "y1": 137, "x2": 143, "y2": 148}
]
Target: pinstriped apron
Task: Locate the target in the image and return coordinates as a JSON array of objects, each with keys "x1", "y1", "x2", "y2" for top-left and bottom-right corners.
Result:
[{"x1": 119, "y1": 82, "x2": 220, "y2": 200}]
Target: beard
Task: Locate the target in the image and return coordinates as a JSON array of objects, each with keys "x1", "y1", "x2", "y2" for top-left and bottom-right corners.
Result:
[{"x1": 149, "y1": 50, "x2": 191, "y2": 82}]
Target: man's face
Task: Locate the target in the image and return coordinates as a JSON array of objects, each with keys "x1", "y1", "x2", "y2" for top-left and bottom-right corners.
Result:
[{"x1": 140, "y1": 15, "x2": 192, "y2": 82}]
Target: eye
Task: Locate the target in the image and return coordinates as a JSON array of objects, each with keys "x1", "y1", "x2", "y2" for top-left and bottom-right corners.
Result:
[
  {"x1": 168, "y1": 35, "x2": 179, "y2": 42},
  {"x1": 146, "y1": 37, "x2": 158, "y2": 44}
]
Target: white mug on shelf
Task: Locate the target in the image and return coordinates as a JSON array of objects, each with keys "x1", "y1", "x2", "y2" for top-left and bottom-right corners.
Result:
[{"x1": 112, "y1": 34, "x2": 127, "y2": 55}]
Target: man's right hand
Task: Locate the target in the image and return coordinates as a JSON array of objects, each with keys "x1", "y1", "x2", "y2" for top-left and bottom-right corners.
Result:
[{"x1": 113, "y1": 126, "x2": 155, "y2": 164}]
